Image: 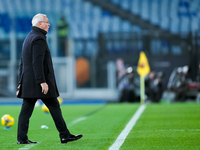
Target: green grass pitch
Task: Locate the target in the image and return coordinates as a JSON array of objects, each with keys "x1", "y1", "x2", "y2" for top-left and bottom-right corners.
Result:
[{"x1": 0, "y1": 103, "x2": 200, "y2": 150}]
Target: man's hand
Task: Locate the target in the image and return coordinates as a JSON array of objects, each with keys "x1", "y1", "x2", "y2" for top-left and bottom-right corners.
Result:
[
  {"x1": 40, "y1": 83, "x2": 49, "y2": 94},
  {"x1": 16, "y1": 84, "x2": 21, "y2": 96}
]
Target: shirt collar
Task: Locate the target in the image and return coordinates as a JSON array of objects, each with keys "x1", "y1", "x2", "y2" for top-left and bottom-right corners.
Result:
[{"x1": 32, "y1": 26, "x2": 47, "y2": 36}]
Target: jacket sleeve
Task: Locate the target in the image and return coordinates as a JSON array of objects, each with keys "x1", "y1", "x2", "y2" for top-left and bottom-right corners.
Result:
[
  {"x1": 32, "y1": 38, "x2": 46, "y2": 84},
  {"x1": 18, "y1": 57, "x2": 23, "y2": 84}
]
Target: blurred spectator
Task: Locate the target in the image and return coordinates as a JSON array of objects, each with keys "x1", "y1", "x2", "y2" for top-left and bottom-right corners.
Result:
[
  {"x1": 57, "y1": 15, "x2": 69, "y2": 56},
  {"x1": 167, "y1": 66, "x2": 189, "y2": 101},
  {"x1": 116, "y1": 58, "x2": 136, "y2": 103},
  {"x1": 196, "y1": 62, "x2": 200, "y2": 82},
  {"x1": 145, "y1": 71, "x2": 163, "y2": 102},
  {"x1": 116, "y1": 58, "x2": 126, "y2": 90},
  {"x1": 174, "y1": 66, "x2": 189, "y2": 101}
]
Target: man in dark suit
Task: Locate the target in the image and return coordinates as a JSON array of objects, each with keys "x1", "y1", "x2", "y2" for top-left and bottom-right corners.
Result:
[{"x1": 16, "y1": 13, "x2": 82, "y2": 144}]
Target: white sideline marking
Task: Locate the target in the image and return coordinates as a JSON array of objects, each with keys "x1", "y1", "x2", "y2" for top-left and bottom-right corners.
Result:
[
  {"x1": 18, "y1": 116, "x2": 87, "y2": 150},
  {"x1": 68, "y1": 116, "x2": 87, "y2": 127},
  {"x1": 109, "y1": 105, "x2": 146, "y2": 150},
  {"x1": 18, "y1": 144, "x2": 36, "y2": 150},
  {"x1": 136, "y1": 129, "x2": 200, "y2": 132}
]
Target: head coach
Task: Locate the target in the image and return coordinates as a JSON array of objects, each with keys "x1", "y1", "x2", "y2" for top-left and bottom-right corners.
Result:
[{"x1": 16, "y1": 13, "x2": 82, "y2": 144}]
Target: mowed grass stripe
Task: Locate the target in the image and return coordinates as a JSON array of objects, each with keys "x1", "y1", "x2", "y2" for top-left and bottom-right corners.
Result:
[
  {"x1": 0, "y1": 104, "x2": 105, "y2": 150},
  {"x1": 109, "y1": 105, "x2": 146, "y2": 150},
  {"x1": 95, "y1": 104, "x2": 140, "y2": 150},
  {"x1": 25, "y1": 104, "x2": 140, "y2": 150},
  {"x1": 2, "y1": 103, "x2": 200, "y2": 150},
  {"x1": 121, "y1": 103, "x2": 200, "y2": 150},
  {"x1": 38, "y1": 104, "x2": 139, "y2": 150},
  {"x1": 0, "y1": 104, "x2": 140, "y2": 150},
  {"x1": 68, "y1": 105, "x2": 106, "y2": 126}
]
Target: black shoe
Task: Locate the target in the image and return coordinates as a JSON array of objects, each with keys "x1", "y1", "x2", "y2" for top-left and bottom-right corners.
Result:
[
  {"x1": 61, "y1": 134, "x2": 83, "y2": 144},
  {"x1": 17, "y1": 140, "x2": 37, "y2": 144}
]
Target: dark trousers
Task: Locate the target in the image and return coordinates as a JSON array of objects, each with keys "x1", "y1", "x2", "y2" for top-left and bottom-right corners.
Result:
[{"x1": 17, "y1": 98, "x2": 70, "y2": 141}]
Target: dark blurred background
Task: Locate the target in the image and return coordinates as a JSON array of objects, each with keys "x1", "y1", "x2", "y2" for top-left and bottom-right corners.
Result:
[{"x1": 0, "y1": 0, "x2": 200, "y2": 103}]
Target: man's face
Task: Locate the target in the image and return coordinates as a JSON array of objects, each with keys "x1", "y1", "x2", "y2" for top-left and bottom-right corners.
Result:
[
  {"x1": 40, "y1": 16, "x2": 50, "y2": 33},
  {"x1": 149, "y1": 72, "x2": 155, "y2": 79}
]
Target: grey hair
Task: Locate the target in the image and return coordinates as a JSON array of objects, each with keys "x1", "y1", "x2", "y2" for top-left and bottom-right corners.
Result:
[{"x1": 32, "y1": 13, "x2": 46, "y2": 26}]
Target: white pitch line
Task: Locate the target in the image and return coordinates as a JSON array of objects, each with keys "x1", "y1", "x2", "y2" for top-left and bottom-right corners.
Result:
[
  {"x1": 135, "y1": 129, "x2": 200, "y2": 132},
  {"x1": 18, "y1": 144, "x2": 37, "y2": 150},
  {"x1": 68, "y1": 116, "x2": 87, "y2": 127},
  {"x1": 109, "y1": 105, "x2": 146, "y2": 150}
]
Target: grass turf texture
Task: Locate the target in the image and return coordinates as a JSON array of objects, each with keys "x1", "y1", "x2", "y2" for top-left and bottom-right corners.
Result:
[{"x1": 0, "y1": 103, "x2": 199, "y2": 150}]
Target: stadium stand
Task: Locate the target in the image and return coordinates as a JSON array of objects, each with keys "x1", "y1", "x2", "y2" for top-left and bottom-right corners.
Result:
[
  {"x1": 0, "y1": 0, "x2": 198, "y2": 43},
  {"x1": 0, "y1": 1, "x2": 199, "y2": 73},
  {"x1": 0, "y1": 0, "x2": 199, "y2": 36},
  {"x1": 0, "y1": 0, "x2": 199, "y2": 59}
]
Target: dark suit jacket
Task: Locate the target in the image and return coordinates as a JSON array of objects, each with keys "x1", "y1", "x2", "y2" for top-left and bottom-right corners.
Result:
[{"x1": 17, "y1": 26, "x2": 59, "y2": 98}]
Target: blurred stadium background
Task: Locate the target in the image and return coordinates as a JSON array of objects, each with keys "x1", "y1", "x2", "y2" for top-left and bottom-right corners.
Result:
[{"x1": 0, "y1": 0, "x2": 200, "y2": 102}]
